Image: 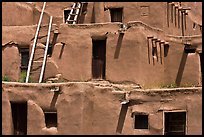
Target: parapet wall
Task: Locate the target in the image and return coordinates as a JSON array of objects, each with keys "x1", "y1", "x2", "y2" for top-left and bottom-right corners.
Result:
[{"x1": 2, "y1": 82, "x2": 202, "y2": 135}]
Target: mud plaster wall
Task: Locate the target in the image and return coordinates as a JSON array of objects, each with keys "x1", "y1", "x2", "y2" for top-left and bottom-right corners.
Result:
[
  {"x1": 2, "y1": 2, "x2": 50, "y2": 26},
  {"x1": 2, "y1": 82, "x2": 202, "y2": 135},
  {"x1": 2, "y1": 44, "x2": 21, "y2": 81},
  {"x1": 33, "y1": 2, "x2": 202, "y2": 36},
  {"x1": 51, "y1": 23, "x2": 166, "y2": 85},
  {"x1": 164, "y1": 36, "x2": 202, "y2": 86},
  {"x1": 53, "y1": 22, "x2": 200, "y2": 86}
]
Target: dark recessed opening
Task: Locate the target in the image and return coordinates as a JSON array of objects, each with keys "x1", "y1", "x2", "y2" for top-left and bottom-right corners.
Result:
[
  {"x1": 47, "y1": 44, "x2": 53, "y2": 57},
  {"x1": 44, "y1": 112, "x2": 57, "y2": 128},
  {"x1": 164, "y1": 44, "x2": 169, "y2": 57},
  {"x1": 92, "y1": 39, "x2": 106, "y2": 79},
  {"x1": 19, "y1": 48, "x2": 29, "y2": 72},
  {"x1": 134, "y1": 114, "x2": 148, "y2": 129},
  {"x1": 110, "y1": 8, "x2": 123, "y2": 22},
  {"x1": 10, "y1": 102, "x2": 27, "y2": 135},
  {"x1": 64, "y1": 9, "x2": 71, "y2": 23},
  {"x1": 184, "y1": 47, "x2": 196, "y2": 53},
  {"x1": 152, "y1": 47, "x2": 157, "y2": 57},
  {"x1": 164, "y1": 112, "x2": 186, "y2": 135}
]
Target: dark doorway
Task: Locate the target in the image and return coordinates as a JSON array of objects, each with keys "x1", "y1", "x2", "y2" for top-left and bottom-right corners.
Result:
[
  {"x1": 110, "y1": 8, "x2": 123, "y2": 22},
  {"x1": 10, "y1": 102, "x2": 27, "y2": 135},
  {"x1": 92, "y1": 39, "x2": 106, "y2": 79},
  {"x1": 164, "y1": 112, "x2": 186, "y2": 135}
]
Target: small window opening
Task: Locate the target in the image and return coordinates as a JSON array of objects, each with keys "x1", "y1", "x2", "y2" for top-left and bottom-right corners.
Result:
[
  {"x1": 44, "y1": 111, "x2": 57, "y2": 128},
  {"x1": 64, "y1": 9, "x2": 71, "y2": 23},
  {"x1": 134, "y1": 114, "x2": 148, "y2": 129},
  {"x1": 10, "y1": 102, "x2": 27, "y2": 135},
  {"x1": 184, "y1": 44, "x2": 196, "y2": 53},
  {"x1": 47, "y1": 44, "x2": 53, "y2": 57},
  {"x1": 164, "y1": 112, "x2": 186, "y2": 135},
  {"x1": 110, "y1": 8, "x2": 123, "y2": 22},
  {"x1": 20, "y1": 48, "x2": 29, "y2": 72}
]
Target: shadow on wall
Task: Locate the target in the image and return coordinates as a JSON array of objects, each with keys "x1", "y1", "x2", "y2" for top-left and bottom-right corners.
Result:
[
  {"x1": 59, "y1": 42, "x2": 65, "y2": 59},
  {"x1": 175, "y1": 49, "x2": 188, "y2": 86},
  {"x1": 114, "y1": 33, "x2": 124, "y2": 59},
  {"x1": 50, "y1": 90, "x2": 61, "y2": 109},
  {"x1": 116, "y1": 104, "x2": 128, "y2": 134},
  {"x1": 51, "y1": 33, "x2": 59, "y2": 56}
]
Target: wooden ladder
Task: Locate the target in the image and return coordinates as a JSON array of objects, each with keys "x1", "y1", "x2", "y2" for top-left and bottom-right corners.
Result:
[
  {"x1": 66, "y1": 2, "x2": 82, "y2": 24},
  {"x1": 26, "y1": 2, "x2": 53, "y2": 83}
]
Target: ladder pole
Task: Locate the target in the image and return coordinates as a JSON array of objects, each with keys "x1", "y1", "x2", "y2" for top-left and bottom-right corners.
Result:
[
  {"x1": 26, "y1": 2, "x2": 46, "y2": 83},
  {"x1": 39, "y1": 16, "x2": 53, "y2": 83}
]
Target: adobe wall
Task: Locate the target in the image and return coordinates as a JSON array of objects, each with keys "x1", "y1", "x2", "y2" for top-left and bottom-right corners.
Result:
[
  {"x1": 163, "y1": 35, "x2": 202, "y2": 86},
  {"x1": 2, "y1": 2, "x2": 50, "y2": 26},
  {"x1": 51, "y1": 22, "x2": 166, "y2": 86},
  {"x1": 2, "y1": 22, "x2": 201, "y2": 86},
  {"x1": 33, "y1": 2, "x2": 202, "y2": 36},
  {"x1": 50, "y1": 22, "x2": 201, "y2": 87},
  {"x1": 2, "y1": 82, "x2": 202, "y2": 135},
  {"x1": 2, "y1": 44, "x2": 21, "y2": 81}
]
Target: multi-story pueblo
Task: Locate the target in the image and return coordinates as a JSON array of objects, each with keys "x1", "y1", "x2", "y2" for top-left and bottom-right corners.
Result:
[{"x1": 2, "y1": 2, "x2": 202, "y2": 135}]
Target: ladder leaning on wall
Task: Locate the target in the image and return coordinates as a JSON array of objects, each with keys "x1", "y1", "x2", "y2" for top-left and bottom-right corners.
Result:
[
  {"x1": 25, "y1": 2, "x2": 53, "y2": 83},
  {"x1": 66, "y1": 2, "x2": 82, "y2": 24}
]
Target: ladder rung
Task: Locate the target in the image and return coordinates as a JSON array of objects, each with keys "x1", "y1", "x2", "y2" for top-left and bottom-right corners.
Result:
[
  {"x1": 69, "y1": 13, "x2": 78, "y2": 15},
  {"x1": 67, "y1": 20, "x2": 77, "y2": 21}
]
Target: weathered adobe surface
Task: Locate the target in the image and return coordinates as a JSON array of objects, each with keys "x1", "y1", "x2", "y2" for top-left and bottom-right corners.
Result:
[
  {"x1": 2, "y1": 82, "x2": 202, "y2": 135},
  {"x1": 2, "y1": 22, "x2": 202, "y2": 86},
  {"x1": 2, "y1": 2, "x2": 202, "y2": 35},
  {"x1": 1, "y1": 2, "x2": 202, "y2": 85}
]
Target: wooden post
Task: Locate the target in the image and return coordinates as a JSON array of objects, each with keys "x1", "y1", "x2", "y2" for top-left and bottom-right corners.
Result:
[
  {"x1": 167, "y1": 2, "x2": 169, "y2": 27},
  {"x1": 147, "y1": 36, "x2": 153, "y2": 64}
]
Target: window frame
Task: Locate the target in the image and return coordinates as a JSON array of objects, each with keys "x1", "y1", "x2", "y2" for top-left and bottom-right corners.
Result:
[
  {"x1": 163, "y1": 110, "x2": 187, "y2": 135},
  {"x1": 133, "y1": 113, "x2": 149, "y2": 130},
  {"x1": 109, "y1": 7, "x2": 123, "y2": 23}
]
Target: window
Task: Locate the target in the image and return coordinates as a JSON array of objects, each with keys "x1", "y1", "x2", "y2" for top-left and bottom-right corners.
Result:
[
  {"x1": 140, "y1": 6, "x2": 149, "y2": 16},
  {"x1": 64, "y1": 9, "x2": 71, "y2": 23},
  {"x1": 110, "y1": 8, "x2": 123, "y2": 22},
  {"x1": 47, "y1": 45, "x2": 53, "y2": 57},
  {"x1": 164, "y1": 112, "x2": 186, "y2": 135},
  {"x1": 44, "y1": 111, "x2": 57, "y2": 128},
  {"x1": 20, "y1": 48, "x2": 29, "y2": 72},
  {"x1": 184, "y1": 44, "x2": 196, "y2": 53},
  {"x1": 134, "y1": 114, "x2": 148, "y2": 129}
]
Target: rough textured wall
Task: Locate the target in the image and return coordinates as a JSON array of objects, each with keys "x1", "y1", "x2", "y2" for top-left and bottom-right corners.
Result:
[
  {"x1": 2, "y1": 26, "x2": 36, "y2": 45},
  {"x1": 2, "y1": 82, "x2": 202, "y2": 135},
  {"x1": 51, "y1": 22, "x2": 165, "y2": 86},
  {"x1": 164, "y1": 35, "x2": 202, "y2": 86},
  {"x1": 2, "y1": 44, "x2": 21, "y2": 81},
  {"x1": 2, "y1": 2, "x2": 34, "y2": 26},
  {"x1": 2, "y1": 2, "x2": 50, "y2": 26}
]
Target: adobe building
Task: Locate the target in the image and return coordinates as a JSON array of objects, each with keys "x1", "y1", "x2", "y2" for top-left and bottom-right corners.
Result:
[{"x1": 2, "y1": 2, "x2": 202, "y2": 135}]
